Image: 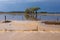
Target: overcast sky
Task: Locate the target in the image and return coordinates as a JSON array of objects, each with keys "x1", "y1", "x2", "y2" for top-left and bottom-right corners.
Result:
[{"x1": 0, "y1": 0, "x2": 60, "y2": 12}]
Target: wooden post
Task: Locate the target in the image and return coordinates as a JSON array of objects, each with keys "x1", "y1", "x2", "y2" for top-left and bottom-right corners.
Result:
[
  {"x1": 57, "y1": 17, "x2": 59, "y2": 22},
  {"x1": 5, "y1": 16, "x2": 6, "y2": 22}
]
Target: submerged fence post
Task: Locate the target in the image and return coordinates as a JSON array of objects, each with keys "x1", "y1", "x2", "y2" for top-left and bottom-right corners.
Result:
[
  {"x1": 5, "y1": 16, "x2": 6, "y2": 22},
  {"x1": 57, "y1": 17, "x2": 59, "y2": 22}
]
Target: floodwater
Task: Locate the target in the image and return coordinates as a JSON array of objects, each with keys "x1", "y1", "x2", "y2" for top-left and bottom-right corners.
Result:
[{"x1": 0, "y1": 13, "x2": 60, "y2": 21}]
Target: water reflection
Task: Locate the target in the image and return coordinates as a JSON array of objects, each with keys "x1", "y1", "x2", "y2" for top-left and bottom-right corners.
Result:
[
  {"x1": 0, "y1": 13, "x2": 60, "y2": 21},
  {"x1": 0, "y1": 13, "x2": 25, "y2": 21}
]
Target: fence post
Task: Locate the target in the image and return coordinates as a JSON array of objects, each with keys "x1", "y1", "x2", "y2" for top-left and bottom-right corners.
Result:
[{"x1": 5, "y1": 16, "x2": 6, "y2": 22}]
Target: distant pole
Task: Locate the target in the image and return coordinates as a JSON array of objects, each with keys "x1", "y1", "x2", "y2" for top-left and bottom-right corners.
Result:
[
  {"x1": 57, "y1": 17, "x2": 59, "y2": 22},
  {"x1": 5, "y1": 16, "x2": 6, "y2": 22}
]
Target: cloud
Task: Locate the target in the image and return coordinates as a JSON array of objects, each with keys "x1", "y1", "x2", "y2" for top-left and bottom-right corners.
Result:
[
  {"x1": 0, "y1": 0, "x2": 59, "y2": 4},
  {"x1": 0, "y1": 0, "x2": 59, "y2": 5},
  {"x1": 0, "y1": 0, "x2": 44, "y2": 4},
  {"x1": 23, "y1": 0, "x2": 42, "y2": 2}
]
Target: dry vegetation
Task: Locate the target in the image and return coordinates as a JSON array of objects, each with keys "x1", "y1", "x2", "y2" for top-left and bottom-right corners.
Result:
[{"x1": 42, "y1": 21, "x2": 60, "y2": 25}]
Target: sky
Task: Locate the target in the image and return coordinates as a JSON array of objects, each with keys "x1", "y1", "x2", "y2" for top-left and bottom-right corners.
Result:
[{"x1": 0, "y1": 0, "x2": 60, "y2": 12}]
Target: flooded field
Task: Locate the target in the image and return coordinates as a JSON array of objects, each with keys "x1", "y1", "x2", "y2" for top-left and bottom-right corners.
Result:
[
  {"x1": 0, "y1": 13, "x2": 60, "y2": 21},
  {"x1": 0, "y1": 13, "x2": 60, "y2": 40}
]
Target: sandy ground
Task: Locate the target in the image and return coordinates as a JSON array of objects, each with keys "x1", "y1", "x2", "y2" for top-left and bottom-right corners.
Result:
[
  {"x1": 0, "y1": 31, "x2": 60, "y2": 40},
  {"x1": 0, "y1": 21, "x2": 60, "y2": 40},
  {"x1": 38, "y1": 22, "x2": 60, "y2": 31},
  {"x1": 0, "y1": 21, "x2": 60, "y2": 31},
  {"x1": 0, "y1": 21, "x2": 38, "y2": 31}
]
